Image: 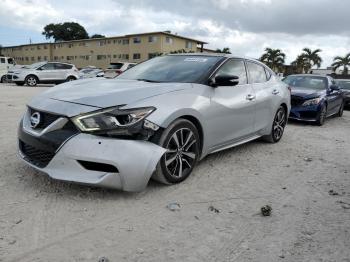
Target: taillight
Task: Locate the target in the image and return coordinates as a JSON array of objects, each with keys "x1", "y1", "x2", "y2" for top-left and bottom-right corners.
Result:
[
  {"x1": 115, "y1": 69, "x2": 123, "y2": 75},
  {"x1": 288, "y1": 86, "x2": 291, "y2": 93}
]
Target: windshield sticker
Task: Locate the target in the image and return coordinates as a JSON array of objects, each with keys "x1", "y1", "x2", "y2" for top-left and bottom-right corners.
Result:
[{"x1": 184, "y1": 58, "x2": 208, "y2": 62}]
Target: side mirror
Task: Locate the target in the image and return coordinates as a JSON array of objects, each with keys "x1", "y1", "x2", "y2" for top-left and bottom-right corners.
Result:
[
  {"x1": 212, "y1": 74, "x2": 239, "y2": 87},
  {"x1": 330, "y1": 85, "x2": 340, "y2": 91},
  {"x1": 37, "y1": 67, "x2": 43, "y2": 71}
]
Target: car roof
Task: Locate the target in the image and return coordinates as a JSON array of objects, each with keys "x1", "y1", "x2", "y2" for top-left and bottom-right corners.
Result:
[{"x1": 286, "y1": 74, "x2": 328, "y2": 78}]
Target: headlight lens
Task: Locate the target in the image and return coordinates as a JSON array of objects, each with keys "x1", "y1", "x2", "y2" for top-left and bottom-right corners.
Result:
[
  {"x1": 72, "y1": 107, "x2": 155, "y2": 132},
  {"x1": 302, "y1": 98, "x2": 321, "y2": 107}
]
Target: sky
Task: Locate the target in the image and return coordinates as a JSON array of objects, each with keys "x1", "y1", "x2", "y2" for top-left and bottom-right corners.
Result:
[{"x1": 0, "y1": 0, "x2": 349, "y2": 67}]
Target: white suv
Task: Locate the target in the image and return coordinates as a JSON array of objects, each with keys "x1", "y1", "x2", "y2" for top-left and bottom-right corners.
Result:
[
  {"x1": 104, "y1": 62, "x2": 136, "y2": 78},
  {"x1": 8, "y1": 62, "x2": 79, "y2": 86}
]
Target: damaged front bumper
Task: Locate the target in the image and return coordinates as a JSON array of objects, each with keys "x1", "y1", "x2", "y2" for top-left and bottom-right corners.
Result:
[{"x1": 18, "y1": 127, "x2": 166, "y2": 192}]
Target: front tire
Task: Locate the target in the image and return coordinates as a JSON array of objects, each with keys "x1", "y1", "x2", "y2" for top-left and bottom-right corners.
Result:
[
  {"x1": 25, "y1": 75, "x2": 38, "y2": 87},
  {"x1": 1, "y1": 75, "x2": 6, "y2": 83},
  {"x1": 316, "y1": 104, "x2": 327, "y2": 126},
  {"x1": 263, "y1": 106, "x2": 287, "y2": 143},
  {"x1": 152, "y1": 119, "x2": 200, "y2": 184}
]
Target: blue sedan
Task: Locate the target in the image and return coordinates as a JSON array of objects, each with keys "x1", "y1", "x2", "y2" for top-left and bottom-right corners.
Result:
[{"x1": 283, "y1": 74, "x2": 344, "y2": 125}]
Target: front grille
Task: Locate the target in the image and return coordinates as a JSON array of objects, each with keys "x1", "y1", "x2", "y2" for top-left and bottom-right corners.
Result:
[
  {"x1": 19, "y1": 140, "x2": 55, "y2": 168},
  {"x1": 291, "y1": 96, "x2": 305, "y2": 107},
  {"x1": 28, "y1": 108, "x2": 61, "y2": 129}
]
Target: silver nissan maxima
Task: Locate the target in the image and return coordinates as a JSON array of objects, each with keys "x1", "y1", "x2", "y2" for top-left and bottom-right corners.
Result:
[{"x1": 18, "y1": 54, "x2": 290, "y2": 192}]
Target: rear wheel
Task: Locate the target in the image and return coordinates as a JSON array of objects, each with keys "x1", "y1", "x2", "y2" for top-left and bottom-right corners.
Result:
[
  {"x1": 316, "y1": 104, "x2": 327, "y2": 126},
  {"x1": 337, "y1": 101, "x2": 344, "y2": 117},
  {"x1": 66, "y1": 76, "x2": 76, "y2": 82},
  {"x1": 25, "y1": 75, "x2": 38, "y2": 87},
  {"x1": 263, "y1": 106, "x2": 287, "y2": 143},
  {"x1": 152, "y1": 119, "x2": 200, "y2": 184},
  {"x1": 1, "y1": 75, "x2": 6, "y2": 83}
]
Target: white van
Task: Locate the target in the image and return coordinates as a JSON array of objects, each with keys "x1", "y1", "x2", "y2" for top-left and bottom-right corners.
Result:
[{"x1": 0, "y1": 57, "x2": 16, "y2": 83}]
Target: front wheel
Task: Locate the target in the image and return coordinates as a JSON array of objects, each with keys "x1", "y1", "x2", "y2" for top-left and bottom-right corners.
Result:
[
  {"x1": 152, "y1": 119, "x2": 200, "y2": 184},
  {"x1": 263, "y1": 106, "x2": 287, "y2": 143},
  {"x1": 25, "y1": 75, "x2": 38, "y2": 87},
  {"x1": 316, "y1": 104, "x2": 327, "y2": 126},
  {"x1": 1, "y1": 75, "x2": 7, "y2": 83}
]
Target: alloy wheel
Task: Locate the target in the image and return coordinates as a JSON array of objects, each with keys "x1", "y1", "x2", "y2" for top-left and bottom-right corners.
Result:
[
  {"x1": 273, "y1": 108, "x2": 286, "y2": 141},
  {"x1": 164, "y1": 128, "x2": 198, "y2": 179},
  {"x1": 27, "y1": 77, "x2": 37, "y2": 86}
]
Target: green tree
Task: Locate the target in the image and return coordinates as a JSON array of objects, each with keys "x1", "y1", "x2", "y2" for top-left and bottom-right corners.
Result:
[
  {"x1": 90, "y1": 34, "x2": 105, "y2": 39},
  {"x1": 0, "y1": 45, "x2": 3, "y2": 56},
  {"x1": 215, "y1": 47, "x2": 231, "y2": 54},
  {"x1": 300, "y1": 48, "x2": 322, "y2": 73},
  {"x1": 291, "y1": 55, "x2": 308, "y2": 74},
  {"x1": 331, "y1": 53, "x2": 350, "y2": 75},
  {"x1": 260, "y1": 48, "x2": 286, "y2": 72},
  {"x1": 42, "y1": 22, "x2": 89, "y2": 42}
]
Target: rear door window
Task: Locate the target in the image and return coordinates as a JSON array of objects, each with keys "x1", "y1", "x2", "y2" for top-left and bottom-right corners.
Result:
[
  {"x1": 246, "y1": 61, "x2": 268, "y2": 83},
  {"x1": 55, "y1": 63, "x2": 73, "y2": 70}
]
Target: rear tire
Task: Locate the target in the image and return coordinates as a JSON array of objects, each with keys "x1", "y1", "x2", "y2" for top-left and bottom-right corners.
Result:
[
  {"x1": 66, "y1": 76, "x2": 76, "y2": 82},
  {"x1": 337, "y1": 101, "x2": 344, "y2": 117},
  {"x1": 263, "y1": 106, "x2": 287, "y2": 143},
  {"x1": 1, "y1": 75, "x2": 6, "y2": 83},
  {"x1": 316, "y1": 104, "x2": 327, "y2": 126},
  {"x1": 152, "y1": 119, "x2": 200, "y2": 185},
  {"x1": 25, "y1": 75, "x2": 38, "y2": 87}
]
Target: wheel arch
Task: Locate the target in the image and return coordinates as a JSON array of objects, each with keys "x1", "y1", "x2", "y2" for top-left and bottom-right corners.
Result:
[{"x1": 25, "y1": 74, "x2": 39, "y2": 81}]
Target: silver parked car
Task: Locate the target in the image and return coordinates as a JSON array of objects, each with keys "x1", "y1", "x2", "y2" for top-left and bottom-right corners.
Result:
[
  {"x1": 18, "y1": 54, "x2": 290, "y2": 192},
  {"x1": 8, "y1": 61, "x2": 79, "y2": 86},
  {"x1": 104, "y1": 62, "x2": 137, "y2": 78}
]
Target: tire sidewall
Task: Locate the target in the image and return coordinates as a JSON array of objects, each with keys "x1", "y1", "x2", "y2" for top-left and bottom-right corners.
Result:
[
  {"x1": 156, "y1": 119, "x2": 200, "y2": 184},
  {"x1": 317, "y1": 104, "x2": 327, "y2": 126}
]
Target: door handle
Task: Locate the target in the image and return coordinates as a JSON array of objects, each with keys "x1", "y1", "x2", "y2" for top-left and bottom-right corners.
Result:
[
  {"x1": 272, "y1": 89, "x2": 279, "y2": 95},
  {"x1": 246, "y1": 94, "x2": 256, "y2": 101}
]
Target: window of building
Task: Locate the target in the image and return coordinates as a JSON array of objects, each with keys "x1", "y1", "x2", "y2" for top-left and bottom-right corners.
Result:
[
  {"x1": 66, "y1": 56, "x2": 74, "y2": 60},
  {"x1": 216, "y1": 59, "x2": 248, "y2": 85},
  {"x1": 185, "y1": 41, "x2": 193, "y2": 49},
  {"x1": 54, "y1": 56, "x2": 59, "y2": 61},
  {"x1": 98, "y1": 40, "x2": 106, "y2": 46},
  {"x1": 97, "y1": 55, "x2": 107, "y2": 60},
  {"x1": 107, "y1": 40, "x2": 111, "y2": 44},
  {"x1": 246, "y1": 61, "x2": 268, "y2": 84},
  {"x1": 133, "y1": 53, "x2": 141, "y2": 60},
  {"x1": 165, "y1": 37, "x2": 173, "y2": 44},
  {"x1": 122, "y1": 54, "x2": 129, "y2": 60},
  {"x1": 31, "y1": 57, "x2": 35, "y2": 61},
  {"x1": 133, "y1": 37, "x2": 141, "y2": 44},
  {"x1": 37, "y1": 46, "x2": 41, "y2": 50},
  {"x1": 37, "y1": 56, "x2": 41, "y2": 61},
  {"x1": 25, "y1": 57, "x2": 29, "y2": 61},
  {"x1": 68, "y1": 43, "x2": 74, "y2": 48},
  {"x1": 148, "y1": 36, "x2": 158, "y2": 43},
  {"x1": 44, "y1": 45, "x2": 48, "y2": 49},
  {"x1": 122, "y1": 39, "x2": 129, "y2": 45},
  {"x1": 113, "y1": 54, "x2": 117, "y2": 59}
]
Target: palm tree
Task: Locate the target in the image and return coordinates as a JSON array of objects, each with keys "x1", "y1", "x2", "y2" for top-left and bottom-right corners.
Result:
[
  {"x1": 300, "y1": 48, "x2": 322, "y2": 73},
  {"x1": 291, "y1": 55, "x2": 308, "y2": 74},
  {"x1": 331, "y1": 53, "x2": 350, "y2": 75},
  {"x1": 259, "y1": 48, "x2": 286, "y2": 73}
]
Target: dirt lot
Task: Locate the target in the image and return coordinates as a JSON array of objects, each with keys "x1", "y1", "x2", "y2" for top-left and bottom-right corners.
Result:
[{"x1": 0, "y1": 83, "x2": 349, "y2": 262}]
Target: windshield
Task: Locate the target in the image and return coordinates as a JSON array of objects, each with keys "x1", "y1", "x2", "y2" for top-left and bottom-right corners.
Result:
[
  {"x1": 23, "y1": 62, "x2": 46, "y2": 69},
  {"x1": 336, "y1": 80, "x2": 350, "y2": 90},
  {"x1": 118, "y1": 55, "x2": 223, "y2": 83},
  {"x1": 108, "y1": 63, "x2": 123, "y2": 69},
  {"x1": 283, "y1": 75, "x2": 327, "y2": 90}
]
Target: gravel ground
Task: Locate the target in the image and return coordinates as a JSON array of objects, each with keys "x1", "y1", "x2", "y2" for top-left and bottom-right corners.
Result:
[{"x1": 0, "y1": 83, "x2": 349, "y2": 262}]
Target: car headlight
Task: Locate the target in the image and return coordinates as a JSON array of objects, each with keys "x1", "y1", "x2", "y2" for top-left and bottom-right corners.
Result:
[
  {"x1": 302, "y1": 98, "x2": 321, "y2": 107},
  {"x1": 72, "y1": 107, "x2": 155, "y2": 132}
]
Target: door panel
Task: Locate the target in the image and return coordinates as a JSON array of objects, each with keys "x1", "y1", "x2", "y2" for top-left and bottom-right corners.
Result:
[
  {"x1": 206, "y1": 59, "x2": 255, "y2": 149},
  {"x1": 37, "y1": 63, "x2": 56, "y2": 80}
]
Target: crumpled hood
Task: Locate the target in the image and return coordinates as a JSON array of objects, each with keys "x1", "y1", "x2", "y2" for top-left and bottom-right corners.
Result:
[
  {"x1": 291, "y1": 87, "x2": 325, "y2": 99},
  {"x1": 34, "y1": 78, "x2": 191, "y2": 108}
]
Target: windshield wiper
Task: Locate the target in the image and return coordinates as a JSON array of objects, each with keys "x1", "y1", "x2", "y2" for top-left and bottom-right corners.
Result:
[{"x1": 136, "y1": 78, "x2": 160, "y2": 83}]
